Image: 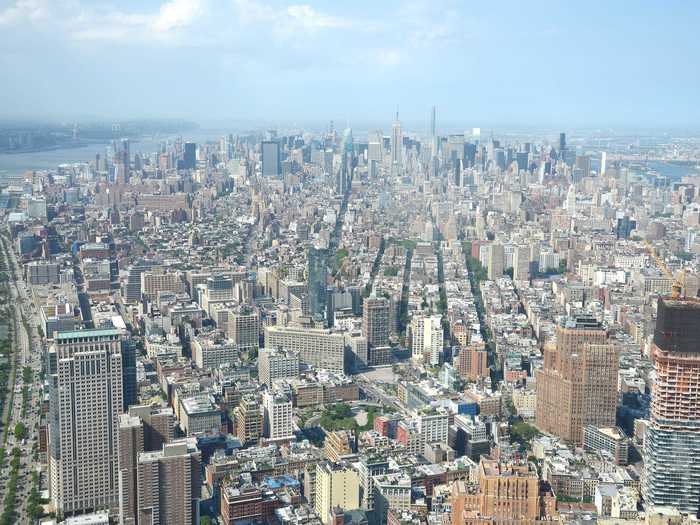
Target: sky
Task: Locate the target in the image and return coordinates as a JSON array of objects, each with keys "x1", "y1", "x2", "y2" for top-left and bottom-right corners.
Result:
[{"x1": 1, "y1": 0, "x2": 699, "y2": 130}]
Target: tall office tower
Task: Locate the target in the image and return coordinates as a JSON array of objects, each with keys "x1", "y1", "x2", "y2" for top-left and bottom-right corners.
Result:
[
  {"x1": 368, "y1": 130, "x2": 383, "y2": 179},
  {"x1": 336, "y1": 127, "x2": 354, "y2": 195},
  {"x1": 600, "y1": 151, "x2": 607, "y2": 176},
  {"x1": 120, "y1": 138, "x2": 131, "y2": 169},
  {"x1": 391, "y1": 111, "x2": 402, "y2": 173},
  {"x1": 227, "y1": 305, "x2": 259, "y2": 350},
  {"x1": 307, "y1": 246, "x2": 328, "y2": 323},
  {"x1": 362, "y1": 296, "x2": 391, "y2": 348},
  {"x1": 535, "y1": 317, "x2": 618, "y2": 444},
  {"x1": 262, "y1": 390, "x2": 294, "y2": 441},
  {"x1": 512, "y1": 245, "x2": 530, "y2": 281},
  {"x1": 575, "y1": 154, "x2": 591, "y2": 178},
  {"x1": 118, "y1": 413, "x2": 144, "y2": 525},
  {"x1": 128, "y1": 404, "x2": 175, "y2": 451},
  {"x1": 233, "y1": 395, "x2": 262, "y2": 445},
  {"x1": 261, "y1": 140, "x2": 281, "y2": 177},
  {"x1": 559, "y1": 132, "x2": 566, "y2": 158},
  {"x1": 183, "y1": 142, "x2": 196, "y2": 170},
  {"x1": 122, "y1": 338, "x2": 138, "y2": 411},
  {"x1": 410, "y1": 316, "x2": 425, "y2": 362},
  {"x1": 411, "y1": 315, "x2": 443, "y2": 365},
  {"x1": 516, "y1": 151, "x2": 529, "y2": 171},
  {"x1": 430, "y1": 105, "x2": 437, "y2": 155},
  {"x1": 315, "y1": 462, "x2": 361, "y2": 525},
  {"x1": 615, "y1": 215, "x2": 637, "y2": 240},
  {"x1": 487, "y1": 243, "x2": 505, "y2": 280},
  {"x1": 258, "y1": 347, "x2": 300, "y2": 387},
  {"x1": 464, "y1": 142, "x2": 476, "y2": 168},
  {"x1": 643, "y1": 298, "x2": 700, "y2": 513},
  {"x1": 48, "y1": 329, "x2": 124, "y2": 516},
  {"x1": 137, "y1": 439, "x2": 201, "y2": 525}
]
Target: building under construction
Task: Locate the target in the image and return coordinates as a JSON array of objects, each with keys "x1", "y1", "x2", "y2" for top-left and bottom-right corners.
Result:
[{"x1": 643, "y1": 297, "x2": 700, "y2": 514}]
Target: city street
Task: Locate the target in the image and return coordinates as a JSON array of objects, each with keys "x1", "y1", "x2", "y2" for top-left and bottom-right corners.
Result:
[{"x1": 0, "y1": 232, "x2": 44, "y2": 523}]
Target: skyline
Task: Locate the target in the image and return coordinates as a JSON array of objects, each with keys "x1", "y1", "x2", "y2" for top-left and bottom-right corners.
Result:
[{"x1": 1, "y1": 0, "x2": 699, "y2": 127}]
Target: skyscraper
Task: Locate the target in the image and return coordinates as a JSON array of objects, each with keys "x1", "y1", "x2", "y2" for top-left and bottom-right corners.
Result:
[
  {"x1": 391, "y1": 111, "x2": 402, "y2": 173},
  {"x1": 430, "y1": 105, "x2": 437, "y2": 155},
  {"x1": 122, "y1": 338, "x2": 138, "y2": 411},
  {"x1": 367, "y1": 130, "x2": 383, "y2": 179},
  {"x1": 261, "y1": 140, "x2": 281, "y2": 177},
  {"x1": 262, "y1": 390, "x2": 294, "y2": 442},
  {"x1": 118, "y1": 413, "x2": 143, "y2": 525},
  {"x1": 486, "y1": 243, "x2": 505, "y2": 280},
  {"x1": 643, "y1": 298, "x2": 700, "y2": 513},
  {"x1": 535, "y1": 317, "x2": 618, "y2": 444},
  {"x1": 337, "y1": 128, "x2": 353, "y2": 195},
  {"x1": 600, "y1": 151, "x2": 607, "y2": 176},
  {"x1": 120, "y1": 138, "x2": 131, "y2": 170},
  {"x1": 411, "y1": 315, "x2": 443, "y2": 366},
  {"x1": 183, "y1": 142, "x2": 196, "y2": 170},
  {"x1": 315, "y1": 462, "x2": 361, "y2": 525},
  {"x1": 307, "y1": 246, "x2": 328, "y2": 323},
  {"x1": 48, "y1": 328, "x2": 124, "y2": 516},
  {"x1": 559, "y1": 132, "x2": 566, "y2": 156},
  {"x1": 575, "y1": 154, "x2": 591, "y2": 178},
  {"x1": 362, "y1": 296, "x2": 390, "y2": 348},
  {"x1": 512, "y1": 245, "x2": 530, "y2": 281},
  {"x1": 233, "y1": 395, "x2": 262, "y2": 445},
  {"x1": 137, "y1": 439, "x2": 202, "y2": 525},
  {"x1": 118, "y1": 405, "x2": 177, "y2": 524}
]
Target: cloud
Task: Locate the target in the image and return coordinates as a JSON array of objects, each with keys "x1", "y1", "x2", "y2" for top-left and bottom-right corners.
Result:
[
  {"x1": 153, "y1": 0, "x2": 204, "y2": 33},
  {"x1": 0, "y1": 0, "x2": 205, "y2": 42},
  {"x1": 232, "y1": 0, "x2": 350, "y2": 35},
  {"x1": 0, "y1": 0, "x2": 51, "y2": 25},
  {"x1": 286, "y1": 4, "x2": 349, "y2": 30}
]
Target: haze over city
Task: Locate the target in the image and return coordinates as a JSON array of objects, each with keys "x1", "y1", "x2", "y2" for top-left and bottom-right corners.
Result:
[{"x1": 1, "y1": 2, "x2": 700, "y2": 525}]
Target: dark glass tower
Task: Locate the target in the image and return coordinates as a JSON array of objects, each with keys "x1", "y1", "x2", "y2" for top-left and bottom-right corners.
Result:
[{"x1": 307, "y1": 246, "x2": 328, "y2": 324}]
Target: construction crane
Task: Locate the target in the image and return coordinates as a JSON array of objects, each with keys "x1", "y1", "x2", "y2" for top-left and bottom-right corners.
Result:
[{"x1": 644, "y1": 240, "x2": 684, "y2": 298}]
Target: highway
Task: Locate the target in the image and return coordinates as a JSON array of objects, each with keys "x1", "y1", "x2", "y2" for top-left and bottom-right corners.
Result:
[{"x1": 0, "y1": 231, "x2": 45, "y2": 523}]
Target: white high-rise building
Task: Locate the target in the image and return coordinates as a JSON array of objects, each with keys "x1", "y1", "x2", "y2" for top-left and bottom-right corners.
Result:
[
  {"x1": 391, "y1": 111, "x2": 402, "y2": 173},
  {"x1": 48, "y1": 328, "x2": 124, "y2": 516},
  {"x1": 411, "y1": 315, "x2": 443, "y2": 365},
  {"x1": 263, "y1": 390, "x2": 294, "y2": 441},
  {"x1": 600, "y1": 151, "x2": 607, "y2": 176}
]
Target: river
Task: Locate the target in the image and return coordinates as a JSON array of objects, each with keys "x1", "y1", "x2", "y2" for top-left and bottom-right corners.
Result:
[{"x1": 0, "y1": 130, "x2": 226, "y2": 180}]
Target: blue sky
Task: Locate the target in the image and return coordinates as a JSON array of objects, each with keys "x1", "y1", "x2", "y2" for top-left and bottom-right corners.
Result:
[{"x1": 0, "y1": 0, "x2": 699, "y2": 129}]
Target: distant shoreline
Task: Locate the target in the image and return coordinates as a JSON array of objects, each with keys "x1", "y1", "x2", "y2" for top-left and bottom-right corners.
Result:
[{"x1": 0, "y1": 142, "x2": 104, "y2": 155}]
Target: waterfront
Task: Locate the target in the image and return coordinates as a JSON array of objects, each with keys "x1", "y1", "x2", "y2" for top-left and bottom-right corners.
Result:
[{"x1": 0, "y1": 130, "x2": 225, "y2": 179}]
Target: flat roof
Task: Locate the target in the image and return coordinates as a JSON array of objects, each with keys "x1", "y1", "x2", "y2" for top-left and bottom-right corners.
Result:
[{"x1": 56, "y1": 328, "x2": 122, "y2": 340}]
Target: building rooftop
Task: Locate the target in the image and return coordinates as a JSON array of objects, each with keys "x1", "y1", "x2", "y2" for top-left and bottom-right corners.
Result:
[{"x1": 56, "y1": 328, "x2": 122, "y2": 341}]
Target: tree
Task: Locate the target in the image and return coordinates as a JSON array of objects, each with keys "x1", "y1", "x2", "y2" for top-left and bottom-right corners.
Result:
[{"x1": 14, "y1": 422, "x2": 27, "y2": 441}]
